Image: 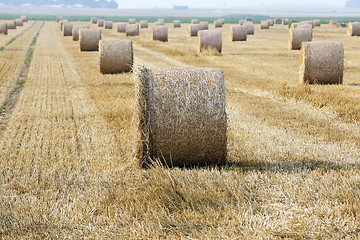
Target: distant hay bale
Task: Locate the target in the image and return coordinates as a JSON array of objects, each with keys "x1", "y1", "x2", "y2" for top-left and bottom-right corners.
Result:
[
  {"x1": 200, "y1": 21, "x2": 209, "y2": 30},
  {"x1": 79, "y1": 29, "x2": 102, "y2": 51},
  {"x1": 72, "y1": 25, "x2": 89, "y2": 41},
  {"x1": 289, "y1": 21, "x2": 298, "y2": 28},
  {"x1": 117, "y1": 22, "x2": 127, "y2": 33},
  {"x1": 198, "y1": 30, "x2": 222, "y2": 53},
  {"x1": 173, "y1": 20, "x2": 181, "y2": 28},
  {"x1": 300, "y1": 21, "x2": 314, "y2": 28},
  {"x1": 297, "y1": 24, "x2": 313, "y2": 30},
  {"x1": 155, "y1": 21, "x2": 165, "y2": 26},
  {"x1": 6, "y1": 20, "x2": 16, "y2": 29},
  {"x1": 21, "y1": 16, "x2": 28, "y2": 22},
  {"x1": 152, "y1": 25, "x2": 168, "y2": 42},
  {"x1": 136, "y1": 67, "x2": 227, "y2": 167},
  {"x1": 59, "y1": 19, "x2": 68, "y2": 31},
  {"x1": 99, "y1": 39, "x2": 133, "y2": 74},
  {"x1": 300, "y1": 42, "x2": 344, "y2": 84},
  {"x1": 188, "y1": 24, "x2": 201, "y2": 36},
  {"x1": 239, "y1": 20, "x2": 246, "y2": 25},
  {"x1": 191, "y1": 19, "x2": 199, "y2": 24},
  {"x1": 288, "y1": 28, "x2": 312, "y2": 50},
  {"x1": 347, "y1": 22, "x2": 360, "y2": 36},
  {"x1": 283, "y1": 19, "x2": 289, "y2": 25},
  {"x1": 218, "y1": 18, "x2": 225, "y2": 25},
  {"x1": 214, "y1": 20, "x2": 222, "y2": 28},
  {"x1": 314, "y1": 19, "x2": 321, "y2": 27},
  {"x1": 268, "y1": 19, "x2": 274, "y2": 26},
  {"x1": 56, "y1": 16, "x2": 63, "y2": 22},
  {"x1": 63, "y1": 23, "x2": 73, "y2": 36},
  {"x1": 128, "y1": 19, "x2": 136, "y2": 24},
  {"x1": 244, "y1": 22, "x2": 254, "y2": 35},
  {"x1": 0, "y1": 23, "x2": 8, "y2": 35},
  {"x1": 245, "y1": 18, "x2": 252, "y2": 22},
  {"x1": 329, "y1": 20, "x2": 338, "y2": 25},
  {"x1": 105, "y1": 21, "x2": 113, "y2": 29},
  {"x1": 140, "y1": 20, "x2": 148, "y2": 28},
  {"x1": 261, "y1": 21, "x2": 269, "y2": 29},
  {"x1": 15, "y1": 19, "x2": 23, "y2": 27},
  {"x1": 231, "y1": 25, "x2": 247, "y2": 41},
  {"x1": 98, "y1": 19, "x2": 104, "y2": 27},
  {"x1": 91, "y1": 17, "x2": 98, "y2": 24},
  {"x1": 157, "y1": 19, "x2": 165, "y2": 24},
  {"x1": 275, "y1": 18, "x2": 282, "y2": 24},
  {"x1": 126, "y1": 24, "x2": 139, "y2": 36}
]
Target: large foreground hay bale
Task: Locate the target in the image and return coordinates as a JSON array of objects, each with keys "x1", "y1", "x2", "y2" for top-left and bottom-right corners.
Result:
[
  {"x1": 128, "y1": 19, "x2": 136, "y2": 24},
  {"x1": 188, "y1": 24, "x2": 201, "y2": 36},
  {"x1": 117, "y1": 22, "x2": 127, "y2": 33},
  {"x1": 347, "y1": 22, "x2": 360, "y2": 36},
  {"x1": 63, "y1": 23, "x2": 73, "y2": 36},
  {"x1": 136, "y1": 67, "x2": 227, "y2": 166},
  {"x1": 56, "y1": 16, "x2": 63, "y2": 22},
  {"x1": 91, "y1": 17, "x2": 98, "y2": 24},
  {"x1": 152, "y1": 25, "x2": 168, "y2": 42},
  {"x1": 97, "y1": 19, "x2": 104, "y2": 27},
  {"x1": 198, "y1": 30, "x2": 222, "y2": 53},
  {"x1": 99, "y1": 39, "x2": 133, "y2": 74},
  {"x1": 173, "y1": 20, "x2": 181, "y2": 28},
  {"x1": 140, "y1": 20, "x2": 148, "y2": 28},
  {"x1": 200, "y1": 21, "x2": 209, "y2": 30},
  {"x1": 244, "y1": 22, "x2": 254, "y2": 35},
  {"x1": 21, "y1": 16, "x2": 28, "y2": 22},
  {"x1": 214, "y1": 20, "x2": 222, "y2": 28},
  {"x1": 6, "y1": 20, "x2": 16, "y2": 29},
  {"x1": 261, "y1": 21, "x2": 269, "y2": 29},
  {"x1": 72, "y1": 25, "x2": 89, "y2": 41},
  {"x1": 105, "y1": 21, "x2": 113, "y2": 29},
  {"x1": 79, "y1": 29, "x2": 101, "y2": 51},
  {"x1": 126, "y1": 24, "x2": 139, "y2": 36},
  {"x1": 300, "y1": 42, "x2": 344, "y2": 84},
  {"x1": 314, "y1": 19, "x2": 321, "y2": 27},
  {"x1": 0, "y1": 23, "x2": 8, "y2": 35},
  {"x1": 289, "y1": 28, "x2": 312, "y2": 50},
  {"x1": 275, "y1": 18, "x2": 282, "y2": 24},
  {"x1": 231, "y1": 25, "x2": 247, "y2": 41},
  {"x1": 15, "y1": 19, "x2": 23, "y2": 27},
  {"x1": 191, "y1": 19, "x2": 199, "y2": 24}
]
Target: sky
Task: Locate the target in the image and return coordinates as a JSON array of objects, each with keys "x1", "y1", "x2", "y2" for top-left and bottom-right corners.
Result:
[{"x1": 115, "y1": 0, "x2": 348, "y2": 9}]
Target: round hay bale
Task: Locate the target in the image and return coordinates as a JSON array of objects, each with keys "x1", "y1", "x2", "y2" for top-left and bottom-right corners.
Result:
[
  {"x1": 173, "y1": 20, "x2": 181, "y2": 28},
  {"x1": 218, "y1": 18, "x2": 225, "y2": 25},
  {"x1": 300, "y1": 21, "x2": 314, "y2": 28},
  {"x1": 15, "y1": 19, "x2": 23, "y2": 27},
  {"x1": 289, "y1": 20, "x2": 298, "y2": 28},
  {"x1": 275, "y1": 18, "x2": 282, "y2": 24},
  {"x1": 245, "y1": 18, "x2": 252, "y2": 22},
  {"x1": 59, "y1": 19, "x2": 68, "y2": 31},
  {"x1": 117, "y1": 22, "x2": 127, "y2": 33},
  {"x1": 63, "y1": 23, "x2": 73, "y2": 37},
  {"x1": 200, "y1": 21, "x2": 209, "y2": 30},
  {"x1": 155, "y1": 21, "x2": 165, "y2": 26},
  {"x1": 214, "y1": 20, "x2": 222, "y2": 28},
  {"x1": 79, "y1": 29, "x2": 102, "y2": 51},
  {"x1": 188, "y1": 24, "x2": 201, "y2": 37},
  {"x1": 21, "y1": 16, "x2": 28, "y2": 22},
  {"x1": 347, "y1": 22, "x2": 360, "y2": 36},
  {"x1": 261, "y1": 21, "x2": 269, "y2": 29},
  {"x1": 97, "y1": 19, "x2": 104, "y2": 27},
  {"x1": 0, "y1": 23, "x2": 8, "y2": 35},
  {"x1": 140, "y1": 20, "x2": 148, "y2": 28},
  {"x1": 105, "y1": 21, "x2": 113, "y2": 29},
  {"x1": 244, "y1": 22, "x2": 254, "y2": 35},
  {"x1": 198, "y1": 30, "x2": 222, "y2": 53},
  {"x1": 91, "y1": 17, "x2": 98, "y2": 24},
  {"x1": 300, "y1": 42, "x2": 344, "y2": 84},
  {"x1": 239, "y1": 20, "x2": 246, "y2": 25},
  {"x1": 99, "y1": 39, "x2": 133, "y2": 74},
  {"x1": 231, "y1": 25, "x2": 247, "y2": 41},
  {"x1": 6, "y1": 20, "x2": 16, "y2": 29},
  {"x1": 283, "y1": 19, "x2": 289, "y2": 25},
  {"x1": 72, "y1": 25, "x2": 89, "y2": 41},
  {"x1": 137, "y1": 67, "x2": 227, "y2": 167},
  {"x1": 128, "y1": 19, "x2": 136, "y2": 24},
  {"x1": 191, "y1": 19, "x2": 199, "y2": 24},
  {"x1": 152, "y1": 25, "x2": 168, "y2": 42},
  {"x1": 56, "y1": 16, "x2": 63, "y2": 22},
  {"x1": 157, "y1": 19, "x2": 165, "y2": 24},
  {"x1": 126, "y1": 24, "x2": 139, "y2": 36},
  {"x1": 314, "y1": 19, "x2": 321, "y2": 27},
  {"x1": 268, "y1": 19, "x2": 274, "y2": 26},
  {"x1": 288, "y1": 28, "x2": 312, "y2": 50}
]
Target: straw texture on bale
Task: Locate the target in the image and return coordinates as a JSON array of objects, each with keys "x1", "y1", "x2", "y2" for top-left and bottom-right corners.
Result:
[
  {"x1": 63, "y1": 23, "x2": 73, "y2": 36},
  {"x1": 314, "y1": 19, "x2": 321, "y2": 27},
  {"x1": 268, "y1": 19, "x2": 274, "y2": 26},
  {"x1": 197, "y1": 30, "x2": 222, "y2": 53},
  {"x1": 136, "y1": 67, "x2": 227, "y2": 167},
  {"x1": 56, "y1": 16, "x2": 63, "y2": 22},
  {"x1": 214, "y1": 20, "x2": 222, "y2": 28},
  {"x1": 261, "y1": 21, "x2": 269, "y2": 29},
  {"x1": 140, "y1": 20, "x2": 148, "y2": 28},
  {"x1": 126, "y1": 24, "x2": 139, "y2": 36},
  {"x1": 200, "y1": 21, "x2": 209, "y2": 30},
  {"x1": 157, "y1": 19, "x2": 165, "y2": 24},
  {"x1": 188, "y1": 24, "x2": 201, "y2": 37},
  {"x1": 191, "y1": 19, "x2": 199, "y2": 24},
  {"x1": 72, "y1": 25, "x2": 89, "y2": 41},
  {"x1": 91, "y1": 17, "x2": 98, "y2": 24},
  {"x1": 6, "y1": 20, "x2": 16, "y2": 29},
  {"x1": 79, "y1": 29, "x2": 101, "y2": 51},
  {"x1": 0, "y1": 23, "x2": 8, "y2": 35},
  {"x1": 283, "y1": 19, "x2": 289, "y2": 25},
  {"x1": 97, "y1": 19, "x2": 104, "y2": 27},
  {"x1": 117, "y1": 22, "x2": 126, "y2": 33},
  {"x1": 275, "y1": 18, "x2": 282, "y2": 24},
  {"x1": 231, "y1": 25, "x2": 247, "y2": 41},
  {"x1": 104, "y1": 21, "x2": 113, "y2": 29},
  {"x1": 244, "y1": 22, "x2": 254, "y2": 35},
  {"x1": 347, "y1": 22, "x2": 360, "y2": 36},
  {"x1": 15, "y1": 19, "x2": 23, "y2": 27},
  {"x1": 300, "y1": 42, "x2": 344, "y2": 84},
  {"x1": 128, "y1": 19, "x2": 136, "y2": 24},
  {"x1": 288, "y1": 28, "x2": 312, "y2": 50},
  {"x1": 173, "y1": 20, "x2": 181, "y2": 28},
  {"x1": 99, "y1": 39, "x2": 133, "y2": 74},
  {"x1": 21, "y1": 16, "x2": 28, "y2": 22},
  {"x1": 152, "y1": 26, "x2": 168, "y2": 42}
]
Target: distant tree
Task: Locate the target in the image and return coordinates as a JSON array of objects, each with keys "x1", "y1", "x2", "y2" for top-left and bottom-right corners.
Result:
[{"x1": 346, "y1": 0, "x2": 360, "y2": 7}]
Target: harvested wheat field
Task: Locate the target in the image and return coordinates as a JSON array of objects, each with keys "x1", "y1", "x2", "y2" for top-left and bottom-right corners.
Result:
[{"x1": 1, "y1": 19, "x2": 360, "y2": 238}]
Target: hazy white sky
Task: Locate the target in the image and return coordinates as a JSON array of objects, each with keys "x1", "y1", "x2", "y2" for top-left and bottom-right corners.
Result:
[{"x1": 115, "y1": 0, "x2": 347, "y2": 9}]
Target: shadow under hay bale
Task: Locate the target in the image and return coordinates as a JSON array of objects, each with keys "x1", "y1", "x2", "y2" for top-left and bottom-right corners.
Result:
[
  {"x1": 99, "y1": 39, "x2": 133, "y2": 74},
  {"x1": 79, "y1": 29, "x2": 101, "y2": 51},
  {"x1": 289, "y1": 28, "x2": 312, "y2": 50},
  {"x1": 136, "y1": 67, "x2": 227, "y2": 167}
]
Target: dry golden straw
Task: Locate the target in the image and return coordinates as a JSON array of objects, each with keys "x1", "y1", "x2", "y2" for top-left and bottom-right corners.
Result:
[
  {"x1": 347, "y1": 22, "x2": 360, "y2": 36},
  {"x1": 173, "y1": 20, "x2": 181, "y2": 28},
  {"x1": 126, "y1": 24, "x2": 139, "y2": 36},
  {"x1": 117, "y1": 22, "x2": 126, "y2": 33},
  {"x1": 244, "y1": 22, "x2": 254, "y2": 35},
  {"x1": 200, "y1": 21, "x2": 209, "y2": 30},
  {"x1": 128, "y1": 19, "x2": 136, "y2": 24},
  {"x1": 72, "y1": 25, "x2": 89, "y2": 41},
  {"x1": 21, "y1": 16, "x2": 28, "y2": 22},
  {"x1": 0, "y1": 23, "x2": 8, "y2": 35},
  {"x1": 136, "y1": 67, "x2": 227, "y2": 167},
  {"x1": 79, "y1": 29, "x2": 101, "y2": 51},
  {"x1": 6, "y1": 20, "x2": 16, "y2": 29},
  {"x1": 91, "y1": 17, "x2": 98, "y2": 24},
  {"x1": 214, "y1": 20, "x2": 222, "y2": 28},
  {"x1": 188, "y1": 24, "x2": 201, "y2": 37},
  {"x1": 197, "y1": 30, "x2": 222, "y2": 53},
  {"x1": 63, "y1": 23, "x2": 73, "y2": 37},
  {"x1": 152, "y1": 26, "x2": 168, "y2": 42},
  {"x1": 99, "y1": 39, "x2": 133, "y2": 74},
  {"x1": 15, "y1": 18, "x2": 23, "y2": 27},
  {"x1": 97, "y1": 19, "x2": 104, "y2": 27},
  {"x1": 289, "y1": 28, "x2": 312, "y2": 50},
  {"x1": 300, "y1": 42, "x2": 344, "y2": 84},
  {"x1": 261, "y1": 21, "x2": 269, "y2": 29},
  {"x1": 140, "y1": 20, "x2": 148, "y2": 28},
  {"x1": 105, "y1": 21, "x2": 113, "y2": 29},
  {"x1": 231, "y1": 25, "x2": 247, "y2": 41}
]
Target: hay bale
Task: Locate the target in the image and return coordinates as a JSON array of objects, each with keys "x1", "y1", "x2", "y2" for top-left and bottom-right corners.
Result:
[
  {"x1": 188, "y1": 24, "x2": 201, "y2": 37},
  {"x1": 98, "y1": 19, "x2": 104, "y2": 27},
  {"x1": 79, "y1": 29, "x2": 102, "y2": 51},
  {"x1": 136, "y1": 67, "x2": 227, "y2": 166},
  {"x1": 283, "y1": 19, "x2": 289, "y2": 25},
  {"x1": 59, "y1": 19, "x2": 68, "y2": 31},
  {"x1": 91, "y1": 17, "x2": 98, "y2": 24},
  {"x1": 105, "y1": 21, "x2": 113, "y2": 29},
  {"x1": 63, "y1": 23, "x2": 73, "y2": 37},
  {"x1": 117, "y1": 22, "x2": 127, "y2": 33},
  {"x1": 261, "y1": 21, "x2": 269, "y2": 29},
  {"x1": 140, "y1": 20, "x2": 148, "y2": 28},
  {"x1": 268, "y1": 19, "x2": 274, "y2": 26},
  {"x1": 0, "y1": 23, "x2": 8, "y2": 35},
  {"x1": 200, "y1": 21, "x2": 209, "y2": 30},
  {"x1": 157, "y1": 19, "x2": 165, "y2": 24},
  {"x1": 15, "y1": 19, "x2": 23, "y2": 27},
  {"x1": 128, "y1": 19, "x2": 136, "y2": 24},
  {"x1": 56, "y1": 16, "x2": 63, "y2": 22},
  {"x1": 244, "y1": 22, "x2": 254, "y2": 35},
  {"x1": 126, "y1": 24, "x2": 139, "y2": 36},
  {"x1": 300, "y1": 42, "x2": 344, "y2": 84},
  {"x1": 214, "y1": 20, "x2": 222, "y2": 28},
  {"x1": 198, "y1": 30, "x2": 222, "y2": 53},
  {"x1": 152, "y1": 25, "x2": 168, "y2": 42},
  {"x1": 288, "y1": 28, "x2": 312, "y2": 50},
  {"x1": 289, "y1": 21, "x2": 298, "y2": 28},
  {"x1": 300, "y1": 21, "x2": 314, "y2": 28},
  {"x1": 275, "y1": 18, "x2": 282, "y2": 24},
  {"x1": 155, "y1": 22, "x2": 165, "y2": 26},
  {"x1": 72, "y1": 25, "x2": 89, "y2": 41},
  {"x1": 314, "y1": 19, "x2": 321, "y2": 27},
  {"x1": 173, "y1": 20, "x2": 181, "y2": 28},
  {"x1": 231, "y1": 25, "x2": 247, "y2": 41},
  {"x1": 6, "y1": 20, "x2": 16, "y2": 29},
  {"x1": 245, "y1": 18, "x2": 252, "y2": 22},
  {"x1": 99, "y1": 39, "x2": 133, "y2": 74},
  {"x1": 21, "y1": 16, "x2": 28, "y2": 22},
  {"x1": 191, "y1": 19, "x2": 199, "y2": 24},
  {"x1": 218, "y1": 18, "x2": 225, "y2": 25},
  {"x1": 347, "y1": 22, "x2": 360, "y2": 36}
]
